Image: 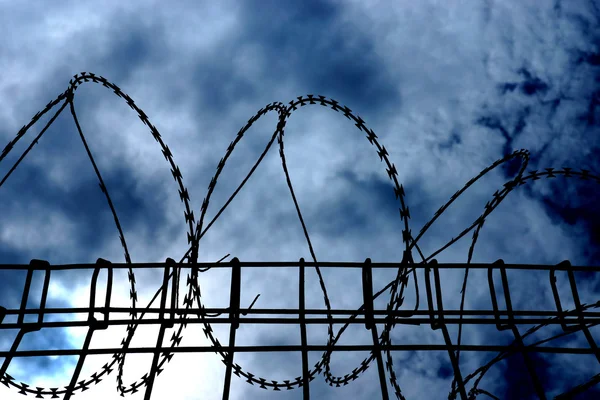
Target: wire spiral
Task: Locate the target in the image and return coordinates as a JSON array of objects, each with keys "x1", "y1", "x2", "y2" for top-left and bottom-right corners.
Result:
[{"x1": 0, "y1": 72, "x2": 598, "y2": 399}]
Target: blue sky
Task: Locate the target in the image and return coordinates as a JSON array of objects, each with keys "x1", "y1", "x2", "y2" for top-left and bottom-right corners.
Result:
[{"x1": 0, "y1": 0, "x2": 599, "y2": 399}]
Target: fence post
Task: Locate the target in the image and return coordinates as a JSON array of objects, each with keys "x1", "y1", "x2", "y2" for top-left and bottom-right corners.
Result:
[
  {"x1": 223, "y1": 257, "x2": 241, "y2": 400},
  {"x1": 489, "y1": 259, "x2": 546, "y2": 400},
  {"x1": 145, "y1": 257, "x2": 176, "y2": 400},
  {"x1": 362, "y1": 258, "x2": 389, "y2": 400},
  {"x1": 0, "y1": 259, "x2": 50, "y2": 382},
  {"x1": 299, "y1": 258, "x2": 310, "y2": 399},
  {"x1": 66, "y1": 258, "x2": 112, "y2": 400},
  {"x1": 425, "y1": 259, "x2": 467, "y2": 400},
  {"x1": 550, "y1": 260, "x2": 600, "y2": 399}
]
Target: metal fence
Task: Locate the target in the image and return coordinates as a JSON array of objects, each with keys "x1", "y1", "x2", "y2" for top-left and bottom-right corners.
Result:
[{"x1": 0, "y1": 258, "x2": 599, "y2": 399}]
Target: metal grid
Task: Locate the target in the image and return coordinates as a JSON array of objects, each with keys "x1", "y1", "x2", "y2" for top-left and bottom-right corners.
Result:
[{"x1": 0, "y1": 259, "x2": 599, "y2": 399}]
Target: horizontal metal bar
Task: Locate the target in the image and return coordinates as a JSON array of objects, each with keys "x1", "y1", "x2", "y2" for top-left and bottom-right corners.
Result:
[
  {"x1": 3, "y1": 307, "x2": 599, "y2": 317},
  {"x1": 0, "y1": 262, "x2": 598, "y2": 271},
  {"x1": 1, "y1": 317, "x2": 598, "y2": 329},
  {"x1": 1, "y1": 344, "x2": 596, "y2": 358}
]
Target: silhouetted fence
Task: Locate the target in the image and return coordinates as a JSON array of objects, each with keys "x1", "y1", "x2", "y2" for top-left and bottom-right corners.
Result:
[{"x1": 0, "y1": 258, "x2": 599, "y2": 399}]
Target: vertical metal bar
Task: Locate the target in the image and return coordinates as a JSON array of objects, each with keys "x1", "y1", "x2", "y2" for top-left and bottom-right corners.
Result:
[
  {"x1": 168, "y1": 258, "x2": 178, "y2": 325},
  {"x1": 17, "y1": 268, "x2": 34, "y2": 327},
  {"x1": 362, "y1": 259, "x2": 375, "y2": 331},
  {"x1": 550, "y1": 261, "x2": 580, "y2": 333},
  {"x1": 64, "y1": 328, "x2": 95, "y2": 400},
  {"x1": 38, "y1": 265, "x2": 51, "y2": 325},
  {"x1": 223, "y1": 257, "x2": 241, "y2": 400},
  {"x1": 362, "y1": 258, "x2": 389, "y2": 400},
  {"x1": 0, "y1": 330, "x2": 27, "y2": 379},
  {"x1": 571, "y1": 272, "x2": 600, "y2": 365},
  {"x1": 550, "y1": 260, "x2": 600, "y2": 398},
  {"x1": 488, "y1": 259, "x2": 512, "y2": 331},
  {"x1": 88, "y1": 267, "x2": 100, "y2": 322},
  {"x1": 1, "y1": 260, "x2": 49, "y2": 385},
  {"x1": 491, "y1": 259, "x2": 546, "y2": 400},
  {"x1": 426, "y1": 260, "x2": 467, "y2": 400},
  {"x1": 424, "y1": 260, "x2": 442, "y2": 330},
  {"x1": 559, "y1": 261, "x2": 600, "y2": 364},
  {"x1": 508, "y1": 325, "x2": 546, "y2": 398},
  {"x1": 299, "y1": 258, "x2": 310, "y2": 399},
  {"x1": 65, "y1": 258, "x2": 112, "y2": 400},
  {"x1": 20, "y1": 259, "x2": 49, "y2": 330},
  {"x1": 94, "y1": 258, "x2": 112, "y2": 329},
  {"x1": 145, "y1": 258, "x2": 174, "y2": 400},
  {"x1": 105, "y1": 264, "x2": 113, "y2": 324}
]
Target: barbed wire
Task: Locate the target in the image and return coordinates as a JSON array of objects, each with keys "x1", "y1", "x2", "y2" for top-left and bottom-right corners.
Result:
[{"x1": 0, "y1": 72, "x2": 598, "y2": 399}]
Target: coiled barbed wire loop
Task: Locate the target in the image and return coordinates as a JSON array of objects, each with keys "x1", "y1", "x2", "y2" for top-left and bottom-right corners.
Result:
[{"x1": 0, "y1": 73, "x2": 598, "y2": 399}]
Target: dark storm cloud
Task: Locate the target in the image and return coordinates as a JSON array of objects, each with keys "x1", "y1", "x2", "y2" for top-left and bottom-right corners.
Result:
[
  {"x1": 437, "y1": 130, "x2": 462, "y2": 152},
  {"x1": 307, "y1": 168, "x2": 402, "y2": 240},
  {"x1": 0, "y1": 133, "x2": 173, "y2": 265},
  {"x1": 473, "y1": 1, "x2": 600, "y2": 277},
  {"x1": 232, "y1": 0, "x2": 401, "y2": 117}
]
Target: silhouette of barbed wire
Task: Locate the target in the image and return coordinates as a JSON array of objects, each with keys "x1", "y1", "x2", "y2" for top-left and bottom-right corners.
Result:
[{"x1": 0, "y1": 72, "x2": 598, "y2": 399}]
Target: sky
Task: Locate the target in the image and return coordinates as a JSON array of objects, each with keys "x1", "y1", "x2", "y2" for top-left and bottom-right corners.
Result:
[{"x1": 0, "y1": 0, "x2": 599, "y2": 399}]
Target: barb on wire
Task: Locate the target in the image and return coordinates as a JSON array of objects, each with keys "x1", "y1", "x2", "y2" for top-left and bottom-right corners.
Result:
[{"x1": 0, "y1": 73, "x2": 598, "y2": 400}]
